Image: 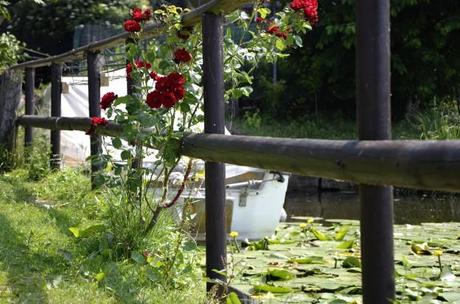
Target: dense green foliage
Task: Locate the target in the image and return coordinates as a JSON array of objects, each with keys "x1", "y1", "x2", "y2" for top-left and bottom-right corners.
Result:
[
  {"x1": 2, "y1": 0, "x2": 148, "y2": 55},
  {"x1": 252, "y1": 0, "x2": 460, "y2": 119},
  {"x1": 0, "y1": 1, "x2": 23, "y2": 71},
  {"x1": 0, "y1": 32, "x2": 23, "y2": 71},
  {"x1": 233, "y1": 112, "x2": 420, "y2": 139},
  {"x1": 233, "y1": 98, "x2": 460, "y2": 140}
]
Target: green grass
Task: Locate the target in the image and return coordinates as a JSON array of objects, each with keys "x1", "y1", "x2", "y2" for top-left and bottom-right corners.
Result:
[
  {"x1": 0, "y1": 169, "x2": 206, "y2": 304},
  {"x1": 231, "y1": 114, "x2": 422, "y2": 139}
]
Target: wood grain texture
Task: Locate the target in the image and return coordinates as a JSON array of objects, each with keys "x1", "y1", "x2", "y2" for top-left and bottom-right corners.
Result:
[
  {"x1": 182, "y1": 133, "x2": 460, "y2": 192},
  {"x1": 0, "y1": 70, "x2": 22, "y2": 151}
]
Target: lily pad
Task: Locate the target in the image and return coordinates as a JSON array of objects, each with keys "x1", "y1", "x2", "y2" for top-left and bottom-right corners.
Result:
[
  {"x1": 252, "y1": 284, "x2": 293, "y2": 294},
  {"x1": 287, "y1": 256, "x2": 324, "y2": 265},
  {"x1": 342, "y1": 256, "x2": 361, "y2": 268},
  {"x1": 311, "y1": 227, "x2": 330, "y2": 241},
  {"x1": 337, "y1": 240, "x2": 355, "y2": 250},
  {"x1": 335, "y1": 225, "x2": 350, "y2": 241},
  {"x1": 265, "y1": 268, "x2": 295, "y2": 281}
]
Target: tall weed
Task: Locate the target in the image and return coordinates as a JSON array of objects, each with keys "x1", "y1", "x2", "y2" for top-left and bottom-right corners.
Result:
[{"x1": 407, "y1": 99, "x2": 460, "y2": 140}]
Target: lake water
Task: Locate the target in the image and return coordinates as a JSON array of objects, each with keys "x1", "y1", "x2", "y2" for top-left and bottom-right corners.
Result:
[{"x1": 284, "y1": 191, "x2": 460, "y2": 224}]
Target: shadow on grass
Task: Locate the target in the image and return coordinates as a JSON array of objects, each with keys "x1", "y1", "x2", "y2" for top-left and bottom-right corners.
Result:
[
  {"x1": 0, "y1": 213, "x2": 60, "y2": 303},
  {"x1": 0, "y1": 174, "x2": 36, "y2": 204},
  {"x1": 0, "y1": 175, "x2": 150, "y2": 303}
]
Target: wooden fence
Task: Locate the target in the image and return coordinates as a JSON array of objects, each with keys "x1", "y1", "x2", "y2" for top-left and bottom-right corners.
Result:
[{"x1": 1, "y1": 0, "x2": 459, "y2": 303}]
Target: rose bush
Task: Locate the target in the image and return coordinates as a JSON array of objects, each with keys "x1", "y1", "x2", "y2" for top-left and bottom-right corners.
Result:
[{"x1": 94, "y1": 1, "x2": 315, "y2": 257}]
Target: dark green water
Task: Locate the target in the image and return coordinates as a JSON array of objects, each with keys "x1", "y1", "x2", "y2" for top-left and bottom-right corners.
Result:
[{"x1": 284, "y1": 191, "x2": 460, "y2": 224}]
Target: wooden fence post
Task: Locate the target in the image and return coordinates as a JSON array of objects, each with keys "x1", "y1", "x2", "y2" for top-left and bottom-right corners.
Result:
[
  {"x1": 202, "y1": 12, "x2": 227, "y2": 296},
  {"x1": 24, "y1": 68, "x2": 35, "y2": 148},
  {"x1": 87, "y1": 51, "x2": 103, "y2": 188},
  {"x1": 0, "y1": 70, "x2": 22, "y2": 158},
  {"x1": 50, "y1": 63, "x2": 62, "y2": 169},
  {"x1": 356, "y1": 0, "x2": 394, "y2": 302}
]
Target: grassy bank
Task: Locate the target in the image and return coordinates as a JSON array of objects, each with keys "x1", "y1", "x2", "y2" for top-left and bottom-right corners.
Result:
[
  {"x1": 230, "y1": 109, "x2": 458, "y2": 140},
  {"x1": 0, "y1": 169, "x2": 206, "y2": 304}
]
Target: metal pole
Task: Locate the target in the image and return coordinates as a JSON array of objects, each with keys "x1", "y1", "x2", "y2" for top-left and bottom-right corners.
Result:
[
  {"x1": 24, "y1": 68, "x2": 35, "y2": 147},
  {"x1": 356, "y1": 0, "x2": 394, "y2": 303},
  {"x1": 50, "y1": 63, "x2": 62, "y2": 169},
  {"x1": 202, "y1": 12, "x2": 226, "y2": 295},
  {"x1": 87, "y1": 51, "x2": 103, "y2": 188}
]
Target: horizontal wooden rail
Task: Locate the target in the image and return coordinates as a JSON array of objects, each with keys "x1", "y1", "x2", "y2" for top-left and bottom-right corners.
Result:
[
  {"x1": 182, "y1": 134, "x2": 460, "y2": 193},
  {"x1": 16, "y1": 116, "x2": 123, "y2": 137},
  {"x1": 11, "y1": 0, "x2": 250, "y2": 69},
  {"x1": 16, "y1": 115, "x2": 460, "y2": 193}
]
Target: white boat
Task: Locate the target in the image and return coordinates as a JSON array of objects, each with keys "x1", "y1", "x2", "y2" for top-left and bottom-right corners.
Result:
[{"x1": 42, "y1": 70, "x2": 290, "y2": 240}]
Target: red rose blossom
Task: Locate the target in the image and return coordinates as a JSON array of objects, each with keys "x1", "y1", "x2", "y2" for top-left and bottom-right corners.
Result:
[
  {"x1": 146, "y1": 91, "x2": 162, "y2": 109},
  {"x1": 100, "y1": 92, "x2": 117, "y2": 110},
  {"x1": 124, "y1": 19, "x2": 141, "y2": 32},
  {"x1": 86, "y1": 117, "x2": 108, "y2": 135},
  {"x1": 267, "y1": 24, "x2": 281, "y2": 35},
  {"x1": 161, "y1": 92, "x2": 177, "y2": 108},
  {"x1": 173, "y1": 86, "x2": 185, "y2": 100},
  {"x1": 146, "y1": 72, "x2": 186, "y2": 109},
  {"x1": 267, "y1": 24, "x2": 289, "y2": 39},
  {"x1": 131, "y1": 7, "x2": 151, "y2": 22},
  {"x1": 256, "y1": 17, "x2": 265, "y2": 23},
  {"x1": 290, "y1": 0, "x2": 305, "y2": 11},
  {"x1": 304, "y1": 4, "x2": 319, "y2": 25},
  {"x1": 131, "y1": 8, "x2": 143, "y2": 22},
  {"x1": 173, "y1": 48, "x2": 192, "y2": 64},
  {"x1": 276, "y1": 31, "x2": 288, "y2": 40},
  {"x1": 135, "y1": 59, "x2": 151, "y2": 69},
  {"x1": 126, "y1": 63, "x2": 133, "y2": 79},
  {"x1": 167, "y1": 72, "x2": 185, "y2": 86},
  {"x1": 91, "y1": 117, "x2": 108, "y2": 126},
  {"x1": 289, "y1": 0, "x2": 318, "y2": 25},
  {"x1": 142, "y1": 9, "x2": 152, "y2": 21},
  {"x1": 155, "y1": 76, "x2": 168, "y2": 91},
  {"x1": 149, "y1": 71, "x2": 159, "y2": 80}
]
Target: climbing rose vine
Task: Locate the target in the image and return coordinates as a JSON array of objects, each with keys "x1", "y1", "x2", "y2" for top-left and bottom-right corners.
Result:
[{"x1": 91, "y1": 2, "x2": 315, "y2": 257}]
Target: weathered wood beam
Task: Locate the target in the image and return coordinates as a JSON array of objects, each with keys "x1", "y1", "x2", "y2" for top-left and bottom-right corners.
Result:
[
  {"x1": 50, "y1": 63, "x2": 62, "y2": 169},
  {"x1": 16, "y1": 116, "x2": 123, "y2": 137},
  {"x1": 0, "y1": 70, "x2": 22, "y2": 153},
  {"x1": 10, "y1": 0, "x2": 251, "y2": 69},
  {"x1": 87, "y1": 52, "x2": 103, "y2": 187},
  {"x1": 202, "y1": 11, "x2": 227, "y2": 295},
  {"x1": 16, "y1": 116, "x2": 460, "y2": 193},
  {"x1": 24, "y1": 68, "x2": 35, "y2": 147},
  {"x1": 356, "y1": 0, "x2": 393, "y2": 301},
  {"x1": 182, "y1": 134, "x2": 460, "y2": 193}
]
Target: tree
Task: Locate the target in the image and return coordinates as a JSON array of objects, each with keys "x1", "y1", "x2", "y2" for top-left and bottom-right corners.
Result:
[
  {"x1": 253, "y1": 0, "x2": 460, "y2": 119},
  {"x1": 0, "y1": 1, "x2": 24, "y2": 71},
  {"x1": 2, "y1": 0, "x2": 148, "y2": 55}
]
